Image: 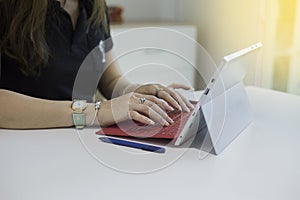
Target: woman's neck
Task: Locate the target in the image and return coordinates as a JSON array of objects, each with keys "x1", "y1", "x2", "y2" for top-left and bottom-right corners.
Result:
[{"x1": 57, "y1": 0, "x2": 80, "y2": 30}]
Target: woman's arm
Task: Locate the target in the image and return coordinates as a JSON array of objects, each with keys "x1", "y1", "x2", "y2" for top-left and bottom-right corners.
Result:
[
  {"x1": 0, "y1": 89, "x2": 96, "y2": 129},
  {"x1": 0, "y1": 89, "x2": 173, "y2": 129},
  {"x1": 98, "y1": 50, "x2": 134, "y2": 99}
]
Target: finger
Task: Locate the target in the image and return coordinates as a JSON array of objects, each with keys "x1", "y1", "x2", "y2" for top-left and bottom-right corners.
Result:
[
  {"x1": 129, "y1": 111, "x2": 155, "y2": 125},
  {"x1": 144, "y1": 99, "x2": 174, "y2": 124},
  {"x1": 157, "y1": 90, "x2": 182, "y2": 111},
  {"x1": 134, "y1": 84, "x2": 157, "y2": 95},
  {"x1": 160, "y1": 88, "x2": 190, "y2": 112},
  {"x1": 140, "y1": 94, "x2": 174, "y2": 112},
  {"x1": 169, "y1": 89, "x2": 190, "y2": 112},
  {"x1": 176, "y1": 91, "x2": 195, "y2": 110},
  {"x1": 168, "y1": 83, "x2": 192, "y2": 90},
  {"x1": 132, "y1": 104, "x2": 170, "y2": 126},
  {"x1": 133, "y1": 94, "x2": 174, "y2": 124}
]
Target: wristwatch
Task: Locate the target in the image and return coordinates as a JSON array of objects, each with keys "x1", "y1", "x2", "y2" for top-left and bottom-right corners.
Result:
[{"x1": 71, "y1": 100, "x2": 87, "y2": 129}]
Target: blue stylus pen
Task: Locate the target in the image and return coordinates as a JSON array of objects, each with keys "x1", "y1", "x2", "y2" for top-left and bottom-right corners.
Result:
[{"x1": 99, "y1": 137, "x2": 166, "y2": 154}]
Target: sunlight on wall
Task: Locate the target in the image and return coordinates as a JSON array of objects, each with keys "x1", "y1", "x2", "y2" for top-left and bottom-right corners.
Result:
[
  {"x1": 287, "y1": 0, "x2": 300, "y2": 95},
  {"x1": 107, "y1": 0, "x2": 300, "y2": 95},
  {"x1": 177, "y1": 0, "x2": 263, "y2": 86},
  {"x1": 178, "y1": 0, "x2": 300, "y2": 95},
  {"x1": 270, "y1": 0, "x2": 300, "y2": 94}
]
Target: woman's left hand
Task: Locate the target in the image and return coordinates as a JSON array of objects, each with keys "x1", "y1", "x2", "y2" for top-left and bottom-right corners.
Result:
[{"x1": 134, "y1": 83, "x2": 195, "y2": 112}]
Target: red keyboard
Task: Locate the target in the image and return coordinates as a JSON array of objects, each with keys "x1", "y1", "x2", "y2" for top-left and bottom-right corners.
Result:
[{"x1": 96, "y1": 110, "x2": 193, "y2": 139}]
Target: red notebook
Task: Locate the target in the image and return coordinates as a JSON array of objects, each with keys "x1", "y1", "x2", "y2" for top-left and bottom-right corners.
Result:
[{"x1": 96, "y1": 109, "x2": 194, "y2": 139}]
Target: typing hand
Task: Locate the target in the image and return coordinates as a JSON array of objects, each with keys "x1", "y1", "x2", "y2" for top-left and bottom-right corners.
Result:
[{"x1": 97, "y1": 92, "x2": 174, "y2": 127}]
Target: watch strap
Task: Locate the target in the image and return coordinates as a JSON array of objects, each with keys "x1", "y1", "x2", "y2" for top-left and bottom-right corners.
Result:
[{"x1": 72, "y1": 113, "x2": 86, "y2": 129}]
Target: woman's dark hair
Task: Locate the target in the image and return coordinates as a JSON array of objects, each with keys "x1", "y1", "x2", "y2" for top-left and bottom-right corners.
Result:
[{"x1": 0, "y1": 0, "x2": 107, "y2": 76}]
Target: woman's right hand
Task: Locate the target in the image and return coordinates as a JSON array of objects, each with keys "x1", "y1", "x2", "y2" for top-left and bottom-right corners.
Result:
[{"x1": 97, "y1": 92, "x2": 175, "y2": 127}]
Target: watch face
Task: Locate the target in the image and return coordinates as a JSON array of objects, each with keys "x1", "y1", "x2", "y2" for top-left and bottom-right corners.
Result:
[{"x1": 72, "y1": 100, "x2": 87, "y2": 110}]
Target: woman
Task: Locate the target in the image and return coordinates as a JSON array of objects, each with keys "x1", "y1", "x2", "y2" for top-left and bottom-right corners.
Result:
[{"x1": 0, "y1": 0, "x2": 193, "y2": 129}]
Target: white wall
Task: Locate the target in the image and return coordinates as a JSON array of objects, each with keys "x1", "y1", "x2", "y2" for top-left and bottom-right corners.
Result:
[
  {"x1": 177, "y1": 0, "x2": 263, "y2": 61},
  {"x1": 176, "y1": 0, "x2": 264, "y2": 85},
  {"x1": 107, "y1": 0, "x2": 264, "y2": 85},
  {"x1": 107, "y1": 0, "x2": 177, "y2": 22},
  {"x1": 107, "y1": 0, "x2": 263, "y2": 60}
]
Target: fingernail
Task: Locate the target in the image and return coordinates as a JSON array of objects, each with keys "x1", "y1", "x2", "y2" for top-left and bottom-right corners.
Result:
[
  {"x1": 169, "y1": 118, "x2": 174, "y2": 124},
  {"x1": 149, "y1": 120, "x2": 155, "y2": 125},
  {"x1": 165, "y1": 122, "x2": 170, "y2": 126},
  {"x1": 168, "y1": 106, "x2": 174, "y2": 111},
  {"x1": 175, "y1": 103, "x2": 182, "y2": 111},
  {"x1": 184, "y1": 107, "x2": 190, "y2": 113}
]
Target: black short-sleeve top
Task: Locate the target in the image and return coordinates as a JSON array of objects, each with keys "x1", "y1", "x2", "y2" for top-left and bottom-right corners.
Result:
[{"x1": 0, "y1": 0, "x2": 113, "y2": 101}]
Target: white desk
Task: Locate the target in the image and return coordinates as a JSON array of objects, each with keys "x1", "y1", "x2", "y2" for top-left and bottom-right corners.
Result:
[{"x1": 1, "y1": 87, "x2": 300, "y2": 200}]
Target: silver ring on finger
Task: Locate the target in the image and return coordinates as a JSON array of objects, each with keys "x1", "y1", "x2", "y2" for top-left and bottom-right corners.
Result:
[
  {"x1": 155, "y1": 87, "x2": 164, "y2": 97},
  {"x1": 139, "y1": 97, "x2": 146, "y2": 104}
]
